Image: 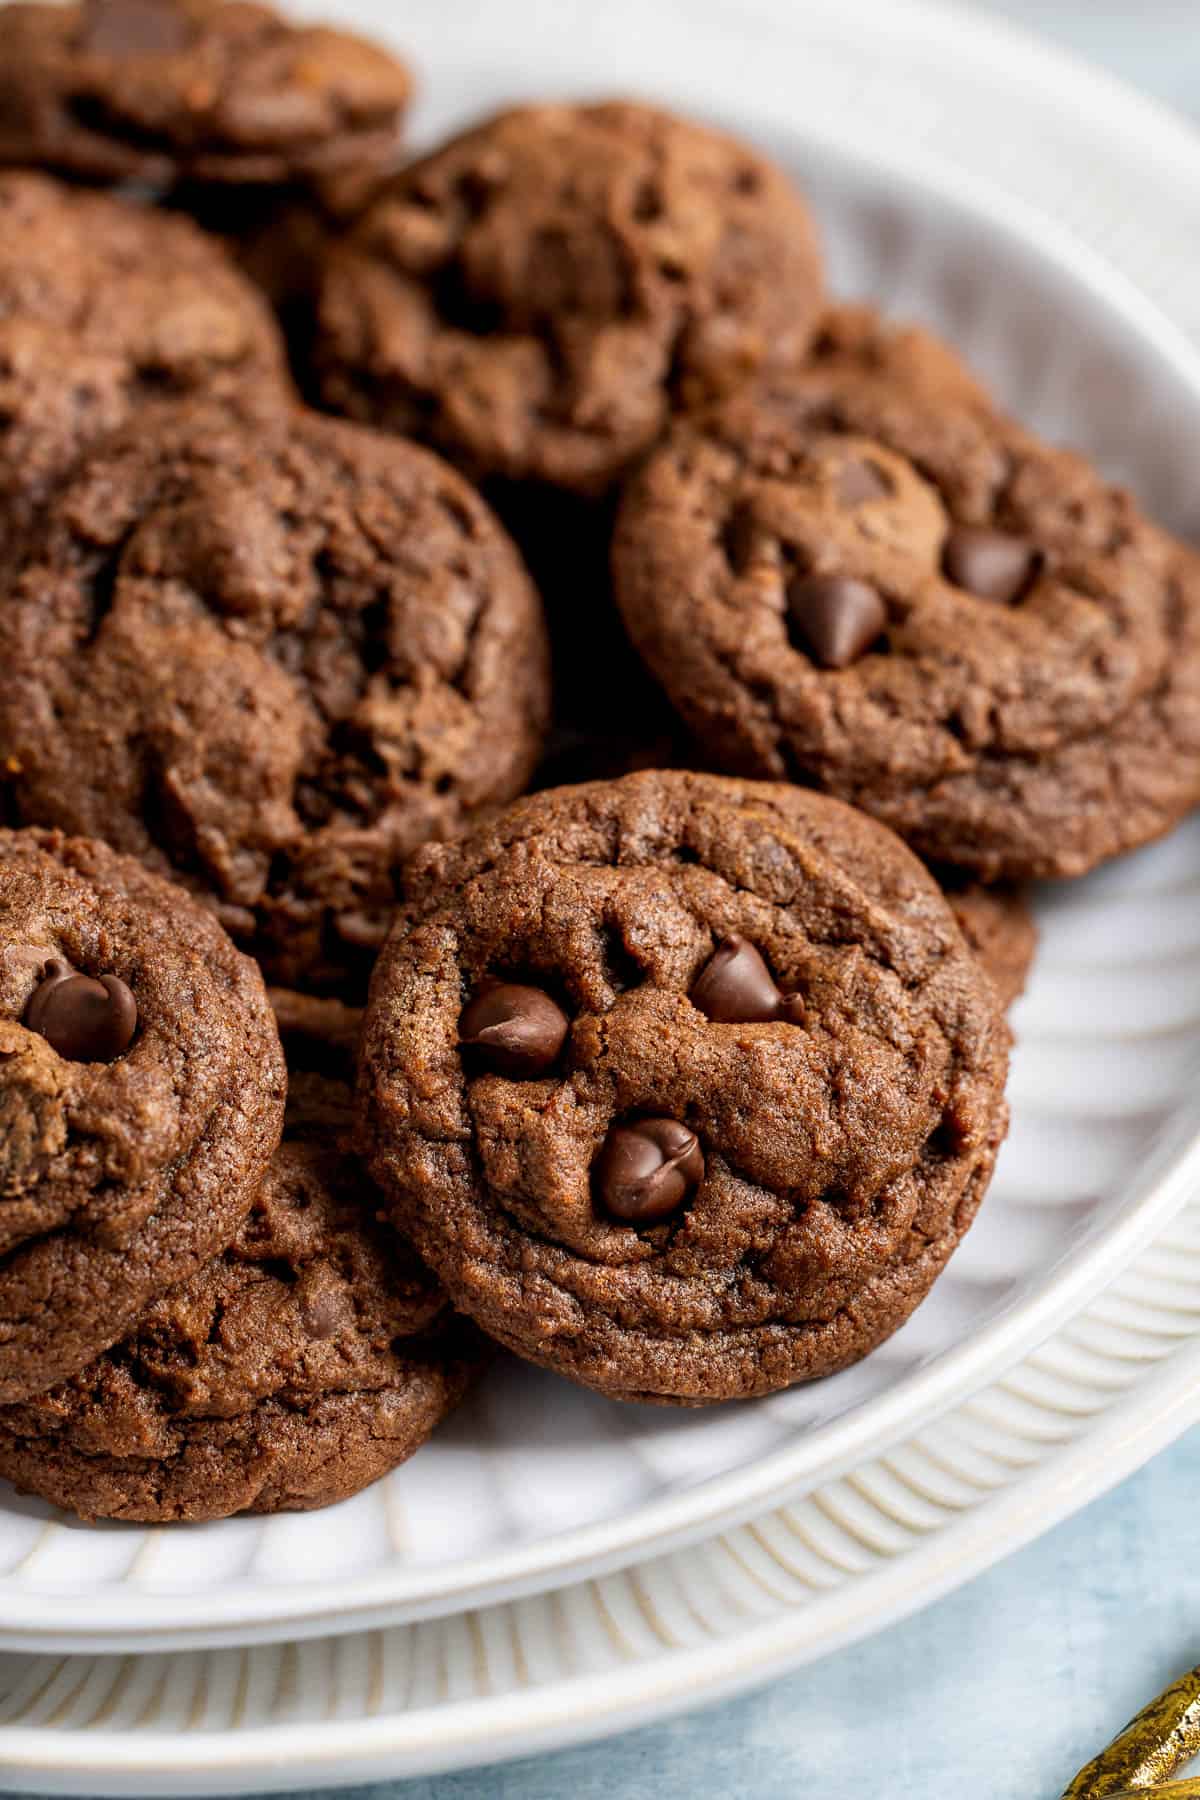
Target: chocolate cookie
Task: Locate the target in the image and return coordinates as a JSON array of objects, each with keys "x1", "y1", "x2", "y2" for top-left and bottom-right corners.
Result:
[
  {"x1": 358, "y1": 771, "x2": 1010, "y2": 1405},
  {"x1": 0, "y1": 401, "x2": 551, "y2": 993},
  {"x1": 0, "y1": 828, "x2": 285, "y2": 1405},
  {"x1": 0, "y1": 1067, "x2": 481, "y2": 1522},
  {"x1": 944, "y1": 883, "x2": 1036, "y2": 1012},
  {"x1": 0, "y1": 170, "x2": 291, "y2": 552},
  {"x1": 613, "y1": 306, "x2": 1200, "y2": 880},
  {"x1": 0, "y1": 0, "x2": 413, "y2": 190},
  {"x1": 313, "y1": 101, "x2": 825, "y2": 498}
]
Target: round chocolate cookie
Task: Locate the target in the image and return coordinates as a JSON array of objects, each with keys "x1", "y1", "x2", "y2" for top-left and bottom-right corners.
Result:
[
  {"x1": 943, "y1": 883, "x2": 1037, "y2": 1013},
  {"x1": 0, "y1": 170, "x2": 291, "y2": 552},
  {"x1": 0, "y1": 401, "x2": 551, "y2": 993},
  {"x1": 0, "y1": 1067, "x2": 481, "y2": 1522},
  {"x1": 313, "y1": 101, "x2": 825, "y2": 498},
  {"x1": 613, "y1": 305, "x2": 1200, "y2": 880},
  {"x1": 359, "y1": 771, "x2": 1010, "y2": 1405},
  {"x1": 0, "y1": 0, "x2": 413, "y2": 190},
  {"x1": 0, "y1": 828, "x2": 285, "y2": 1405}
]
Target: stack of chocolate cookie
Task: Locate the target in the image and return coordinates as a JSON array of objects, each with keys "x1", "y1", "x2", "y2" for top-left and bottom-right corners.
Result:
[
  {"x1": 0, "y1": 830, "x2": 481, "y2": 1521},
  {"x1": 0, "y1": 0, "x2": 1194, "y2": 1510}
]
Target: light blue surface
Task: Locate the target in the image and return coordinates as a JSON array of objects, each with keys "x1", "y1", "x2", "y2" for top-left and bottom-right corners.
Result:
[{"x1": 15, "y1": 7, "x2": 1200, "y2": 1798}]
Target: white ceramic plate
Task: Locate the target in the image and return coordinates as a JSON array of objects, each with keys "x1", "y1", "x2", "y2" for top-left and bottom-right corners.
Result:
[{"x1": 4, "y1": 0, "x2": 1200, "y2": 1662}]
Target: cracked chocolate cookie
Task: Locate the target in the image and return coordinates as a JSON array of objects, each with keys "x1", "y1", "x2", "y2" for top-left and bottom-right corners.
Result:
[
  {"x1": 0, "y1": 400, "x2": 551, "y2": 993},
  {"x1": 0, "y1": 0, "x2": 413, "y2": 191},
  {"x1": 0, "y1": 1064, "x2": 481, "y2": 1521},
  {"x1": 613, "y1": 305, "x2": 1200, "y2": 879},
  {"x1": 358, "y1": 770, "x2": 1010, "y2": 1405},
  {"x1": 0, "y1": 828, "x2": 285, "y2": 1405},
  {"x1": 0, "y1": 170, "x2": 292, "y2": 553},
  {"x1": 313, "y1": 101, "x2": 825, "y2": 498}
]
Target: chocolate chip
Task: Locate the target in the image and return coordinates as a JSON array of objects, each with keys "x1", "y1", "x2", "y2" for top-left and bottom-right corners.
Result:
[
  {"x1": 459, "y1": 981, "x2": 569, "y2": 1077},
  {"x1": 594, "y1": 1118, "x2": 705, "y2": 1224},
  {"x1": 80, "y1": 0, "x2": 191, "y2": 55},
  {"x1": 690, "y1": 935, "x2": 806, "y2": 1026},
  {"x1": 690, "y1": 935, "x2": 781, "y2": 1022},
  {"x1": 837, "y1": 459, "x2": 893, "y2": 507},
  {"x1": 24, "y1": 958, "x2": 138, "y2": 1063},
  {"x1": 942, "y1": 525, "x2": 1038, "y2": 604},
  {"x1": 788, "y1": 574, "x2": 887, "y2": 669}
]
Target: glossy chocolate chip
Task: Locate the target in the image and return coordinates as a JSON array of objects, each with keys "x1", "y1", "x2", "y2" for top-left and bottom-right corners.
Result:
[
  {"x1": 690, "y1": 935, "x2": 782, "y2": 1023},
  {"x1": 459, "y1": 981, "x2": 569, "y2": 1077},
  {"x1": 837, "y1": 458, "x2": 893, "y2": 507},
  {"x1": 24, "y1": 957, "x2": 138, "y2": 1063},
  {"x1": 595, "y1": 1118, "x2": 705, "y2": 1224},
  {"x1": 788, "y1": 574, "x2": 887, "y2": 669},
  {"x1": 690, "y1": 935, "x2": 806, "y2": 1026},
  {"x1": 943, "y1": 525, "x2": 1038, "y2": 604},
  {"x1": 80, "y1": 0, "x2": 191, "y2": 55}
]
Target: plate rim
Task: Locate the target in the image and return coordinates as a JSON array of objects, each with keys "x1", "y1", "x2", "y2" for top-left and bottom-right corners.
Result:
[{"x1": 5, "y1": 0, "x2": 1200, "y2": 1658}]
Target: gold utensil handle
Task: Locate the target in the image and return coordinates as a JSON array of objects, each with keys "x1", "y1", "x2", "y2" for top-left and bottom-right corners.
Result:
[
  {"x1": 1061, "y1": 1666, "x2": 1200, "y2": 1797},
  {"x1": 1105, "y1": 1783, "x2": 1200, "y2": 1799}
]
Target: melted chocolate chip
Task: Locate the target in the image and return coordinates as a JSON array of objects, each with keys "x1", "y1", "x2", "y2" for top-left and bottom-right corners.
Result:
[
  {"x1": 594, "y1": 1118, "x2": 705, "y2": 1224},
  {"x1": 837, "y1": 458, "x2": 893, "y2": 507},
  {"x1": 24, "y1": 957, "x2": 138, "y2": 1063},
  {"x1": 943, "y1": 525, "x2": 1038, "y2": 604},
  {"x1": 788, "y1": 574, "x2": 887, "y2": 669},
  {"x1": 459, "y1": 981, "x2": 568, "y2": 1077}
]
